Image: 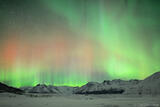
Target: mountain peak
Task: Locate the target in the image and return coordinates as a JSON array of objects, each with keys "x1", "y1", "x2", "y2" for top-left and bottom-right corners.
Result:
[
  {"x1": 144, "y1": 71, "x2": 160, "y2": 81},
  {"x1": 36, "y1": 84, "x2": 47, "y2": 87}
]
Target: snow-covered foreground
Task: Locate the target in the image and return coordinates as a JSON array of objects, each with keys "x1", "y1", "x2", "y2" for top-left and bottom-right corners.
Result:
[{"x1": 0, "y1": 93, "x2": 160, "y2": 107}]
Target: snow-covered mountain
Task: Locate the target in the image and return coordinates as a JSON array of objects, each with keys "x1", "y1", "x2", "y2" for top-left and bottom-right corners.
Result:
[
  {"x1": 138, "y1": 72, "x2": 160, "y2": 94},
  {"x1": 21, "y1": 84, "x2": 76, "y2": 94},
  {"x1": 28, "y1": 84, "x2": 59, "y2": 93},
  {"x1": 74, "y1": 72, "x2": 160, "y2": 95},
  {"x1": 74, "y1": 79, "x2": 140, "y2": 94},
  {"x1": 17, "y1": 71, "x2": 160, "y2": 95},
  {"x1": 124, "y1": 71, "x2": 160, "y2": 95}
]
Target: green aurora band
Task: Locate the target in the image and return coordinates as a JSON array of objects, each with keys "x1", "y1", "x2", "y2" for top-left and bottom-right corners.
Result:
[{"x1": 0, "y1": 0, "x2": 160, "y2": 87}]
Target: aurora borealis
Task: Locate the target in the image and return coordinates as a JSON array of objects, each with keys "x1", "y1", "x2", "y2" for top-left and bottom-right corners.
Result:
[{"x1": 0, "y1": 0, "x2": 160, "y2": 87}]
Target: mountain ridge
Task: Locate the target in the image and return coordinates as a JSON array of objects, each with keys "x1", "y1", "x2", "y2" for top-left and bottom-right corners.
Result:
[{"x1": 0, "y1": 71, "x2": 160, "y2": 95}]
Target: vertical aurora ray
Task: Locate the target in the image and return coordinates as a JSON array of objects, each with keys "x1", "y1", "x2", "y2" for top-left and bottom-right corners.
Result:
[{"x1": 0, "y1": 0, "x2": 160, "y2": 87}]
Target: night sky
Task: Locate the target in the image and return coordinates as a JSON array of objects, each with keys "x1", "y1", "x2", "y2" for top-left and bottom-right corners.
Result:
[{"x1": 0, "y1": 0, "x2": 160, "y2": 87}]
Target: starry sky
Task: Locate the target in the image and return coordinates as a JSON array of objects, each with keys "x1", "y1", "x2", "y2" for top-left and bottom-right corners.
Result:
[{"x1": 0, "y1": 0, "x2": 160, "y2": 87}]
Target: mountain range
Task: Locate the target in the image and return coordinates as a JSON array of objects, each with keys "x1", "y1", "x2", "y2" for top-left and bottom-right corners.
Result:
[{"x1": 0, "y1": 71, "x2": 160, "y2": 95}]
